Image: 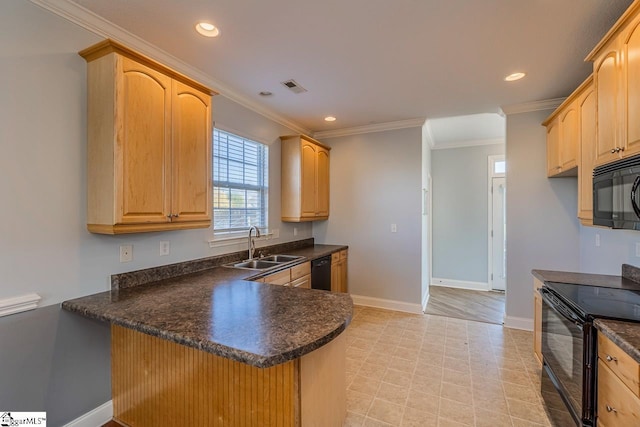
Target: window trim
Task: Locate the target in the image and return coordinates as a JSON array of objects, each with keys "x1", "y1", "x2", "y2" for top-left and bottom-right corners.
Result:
[{"x1": 211, "y1": 125, "x2": 270, "y2": 239}]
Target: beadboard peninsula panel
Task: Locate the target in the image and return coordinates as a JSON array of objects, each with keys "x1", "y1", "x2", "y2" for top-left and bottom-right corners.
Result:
[{"x1": 112, "y1": 325, "x2": 298, "y2": 427}]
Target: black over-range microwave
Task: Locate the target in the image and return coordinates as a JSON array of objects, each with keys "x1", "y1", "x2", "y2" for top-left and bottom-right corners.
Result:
[{"x1": 593, "y1": 154, "x2": 640, "y2": 229}]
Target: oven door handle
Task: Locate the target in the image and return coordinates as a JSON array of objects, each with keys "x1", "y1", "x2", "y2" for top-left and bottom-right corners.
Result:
[{"x1": 539, "y1": 288, "x2": 584, "y2": 331}]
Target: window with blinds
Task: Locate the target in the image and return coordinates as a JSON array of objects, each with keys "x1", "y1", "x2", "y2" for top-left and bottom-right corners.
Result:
[{"x1": 213, "y1": 129, "x2": 268, "y2": 232}]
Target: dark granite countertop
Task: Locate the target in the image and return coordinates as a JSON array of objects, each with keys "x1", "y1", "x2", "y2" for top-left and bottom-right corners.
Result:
[
  {"x1": 63, "y1": 243, "x2": 352, "y2": 368},
  {"x1": 595, "y1": 319, "x2": 640, "y2": 364},
  {"x1": 532, "y1": 268, "x2": 640, "y2": 290}
]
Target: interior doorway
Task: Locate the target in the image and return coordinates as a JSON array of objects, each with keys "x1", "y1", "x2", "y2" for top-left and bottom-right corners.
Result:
[
  {"x1": 488, "y1": 156, "x2": 506, "y2": 291},
  {"x1": 425, "y1": 148, "x2": 506, "y2": 325}
]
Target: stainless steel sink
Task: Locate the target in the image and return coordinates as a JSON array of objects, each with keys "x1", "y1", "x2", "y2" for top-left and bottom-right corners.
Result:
[
  {"x1": 260, "y1": 255, "x2": 303, "y2": 263},
  {"x1": 223, "y1": 254, "x2": 304, "y2": 270},
  {"x1": 230, "y1": 260, "x2": 280, "y2": 270}
]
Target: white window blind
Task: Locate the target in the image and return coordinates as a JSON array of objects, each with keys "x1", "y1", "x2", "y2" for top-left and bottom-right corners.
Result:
[{"x1": 213, "y1": 129, "x2": 268, "y2": 232}]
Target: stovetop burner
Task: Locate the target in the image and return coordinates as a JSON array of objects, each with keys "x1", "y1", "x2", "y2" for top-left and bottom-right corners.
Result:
[{"x1": 546, "y1": 281, "x2": 640, "y2": 322}]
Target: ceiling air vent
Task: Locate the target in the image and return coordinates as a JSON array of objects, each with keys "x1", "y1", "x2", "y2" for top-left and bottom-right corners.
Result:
[{"x1": 281, "y1": 79, "x2": 307, "y2": 94}]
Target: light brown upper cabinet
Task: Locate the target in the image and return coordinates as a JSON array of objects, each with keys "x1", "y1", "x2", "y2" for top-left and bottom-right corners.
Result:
[
  {"x1": 577, "y1": 77, "x2": 596, "y2": 225},
  {"x1": 543, "y1": 76, "x2": 596, "y2": 224},
  {"x1": 543, "y1": 99, "x2": 578, "y2": 177},
  {"x1": 80, "y1": 40, "x2": 216, "y2": 234},
  {"x1": 587, "y1": 3, "x2": 640, "y2": 166},
  {"x1": 281, "y1": 135, "x2": 331, "y2": 222}
]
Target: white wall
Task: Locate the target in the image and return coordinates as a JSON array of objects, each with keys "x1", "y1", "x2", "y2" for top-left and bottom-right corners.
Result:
[
  {"x1": 431, "y1": 143, "x2": 505, "y2": 284},
  {"x1": 580, "y1": 226, "x2": 640, "y2": 274},
  {"x1": 0, "y1": 0, "x2": 311, "y2": 308},
  {"x1": 505, "y1": 109, "x2": 580, "y2": 328},
  {"x1": 0, "y1": 1, "x2": 312, "y2": 423},
  {"x1": 313, "y1": 127, "x2": 423, "y2": 308}
]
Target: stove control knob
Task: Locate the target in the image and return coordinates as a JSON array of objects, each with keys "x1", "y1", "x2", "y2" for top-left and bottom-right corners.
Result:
[{"x1": 605, "y1": 355, "x2": 618, "y2": 362}]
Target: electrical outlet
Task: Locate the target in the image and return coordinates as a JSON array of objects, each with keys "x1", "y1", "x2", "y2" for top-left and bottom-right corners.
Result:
[
  {"x1": 119, "y1": 245, "x2": 133, "y2": 262},
  {"x1": 595, "y1": 233, "x2": 600, "y2": 247},
  {"x1": 391, "y1": 224, "x2": 397, "y2": 233},
  {"x1": 293, "y1": 227, "x2": 298, "y2": 237},
  {"x1": 636, "y1": 242, "x2": 640, "y2": 257},
  {"x1": 160, "y1": 241, "x2": 170, "y2": 256}
]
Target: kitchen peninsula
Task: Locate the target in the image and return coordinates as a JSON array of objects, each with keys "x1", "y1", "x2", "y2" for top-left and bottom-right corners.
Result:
[{"x1": 63, "y1": 243, "x2": 352, "y2": 427}]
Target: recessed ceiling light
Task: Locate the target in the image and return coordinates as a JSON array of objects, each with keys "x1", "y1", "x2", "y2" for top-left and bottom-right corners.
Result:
[
  {"x1": 504, "y1": 72, "x2": 526, "y2": 82},
  {"x1": 195, "y1": 22, "x2": 220, "y2": 37},
  {"x1": 324, "y1": 116, "x2": 337, "y2": 122},
  {"x1": 259, "y1": 91, "x2": 273, "y2": 96}
]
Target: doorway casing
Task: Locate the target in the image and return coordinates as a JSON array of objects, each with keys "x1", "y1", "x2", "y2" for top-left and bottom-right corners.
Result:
[{"x1": 488, "y1": 155, "x2": 506, "y2": 292}]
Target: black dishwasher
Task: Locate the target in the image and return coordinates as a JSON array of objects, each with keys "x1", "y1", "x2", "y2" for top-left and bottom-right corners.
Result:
[{"x1": 311, "y1": 256, "x2": 332, "y2": 291}]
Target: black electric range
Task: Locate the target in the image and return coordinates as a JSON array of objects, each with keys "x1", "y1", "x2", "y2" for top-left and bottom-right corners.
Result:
[
  {"x1": 546, "y1": 281, "x2": 640, "y2": 321},
  {"x1": 540, "y1": 280, "x2": 640, "y2": 426}
]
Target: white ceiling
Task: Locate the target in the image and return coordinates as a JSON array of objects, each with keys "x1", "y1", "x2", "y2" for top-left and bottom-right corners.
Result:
[
  {"x1": 428, "y1": 113, "x2": 505, "y2": 149},
  {"x1": 69, "y1": 0, "x2": 632, "y2": 134}
]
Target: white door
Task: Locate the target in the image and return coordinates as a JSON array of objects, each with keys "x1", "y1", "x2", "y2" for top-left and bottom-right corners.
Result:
[{"x1": 491, "y1": 177, "x2": 506, "y2": 291}]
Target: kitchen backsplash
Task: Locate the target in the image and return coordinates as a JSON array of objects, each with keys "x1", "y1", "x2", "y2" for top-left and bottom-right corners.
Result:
[{"x1": 111, "y1": 238, "x2": 315, "y2": 289}]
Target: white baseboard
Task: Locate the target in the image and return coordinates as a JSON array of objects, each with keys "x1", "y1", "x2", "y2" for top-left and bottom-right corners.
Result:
[
  {"x1": 63, "y1": 400, "x2": 113, "y2": 427},
  {"x1": 503, "y1": 315, "x2": 533, "y2": 331},
  {"x1": 351, "y1": 294, "x2": 424, "y2": 314},
  {"x1": 431, "y1": 278, "x2": 490, "y2": 291}
]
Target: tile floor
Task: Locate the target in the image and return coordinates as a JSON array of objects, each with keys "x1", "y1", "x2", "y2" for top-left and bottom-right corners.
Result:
[{"x1": 344, "y1": 306, "x2": 552, "y2": 427}]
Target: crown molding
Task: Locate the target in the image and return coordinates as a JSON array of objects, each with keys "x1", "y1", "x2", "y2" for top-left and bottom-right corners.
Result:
[
  {"x1": 431, "y1": 138, "x2": 505, "y2": 151},
  {"x1": 313, "y1": 117, "x2": 426, "y2": 139},
  {"x1": 501, "y1": 98, "x2": 566, "y2": 115},
  {"x1": 28, "y1": 0, "x2": 311, "y2": 136}
]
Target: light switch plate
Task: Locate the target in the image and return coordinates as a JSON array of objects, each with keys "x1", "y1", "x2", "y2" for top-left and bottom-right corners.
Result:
[{"x1": 391, "y1": 224, "x2": 397, "y2": 233}]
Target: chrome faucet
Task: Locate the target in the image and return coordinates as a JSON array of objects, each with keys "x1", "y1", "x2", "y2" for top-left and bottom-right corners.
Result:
[{"x1": 248, "y1": 226, "x2": 261, "y2": 260}]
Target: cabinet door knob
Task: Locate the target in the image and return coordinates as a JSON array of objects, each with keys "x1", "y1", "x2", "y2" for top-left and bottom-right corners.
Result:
[
  {"x1": 606, "y1": 404, "x2": 617, "y2": 413},
  {"x1": 620, "y1": 147, "x2": 625, "y2": 152},
  {"x1": 606, "y1": 354, "x2": 618, "y2": 362},
  {"x1": 611, "y1": 148, "x2": 617, "y2": 153}
]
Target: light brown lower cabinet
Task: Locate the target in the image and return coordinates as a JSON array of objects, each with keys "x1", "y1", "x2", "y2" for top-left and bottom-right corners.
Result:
[
  {"x1": 291, "y1": 274, "x2": 311, "y2": 289},
  {"x1": 111, "y1": 325, "x2": 346, "y2": 426},
  {"x1": 331, "y1": 250, "x2": 348, "y2": 293},
  {"x1": 262, "y1": 261, "x2": 312, "y2": 288},
  {"x1": 597, "y1": 333, "x2": 640, "y2": 426},
  {"x1": 262, "y1": 268, "x2": 292, "y2": 286},
  {"x1": 533, "y1": 278, "x2": 543, "y2": 365}
]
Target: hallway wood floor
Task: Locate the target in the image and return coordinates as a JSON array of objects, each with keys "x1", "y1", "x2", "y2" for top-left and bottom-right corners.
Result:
[{"x1": 424, "y1": 286, "x2": 505, "y2": 325}]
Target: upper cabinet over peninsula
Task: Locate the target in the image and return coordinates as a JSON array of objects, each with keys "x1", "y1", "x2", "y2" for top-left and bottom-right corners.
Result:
[
  {"x1": 80, "y1": 40, "x2": 217, "y2": 234},
  {"x1": 587, "y1": 1, "x2": 640, "y2": 166},
  {"x1": 281, "y1": 135, "x2": 330, "y2": 222}
]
